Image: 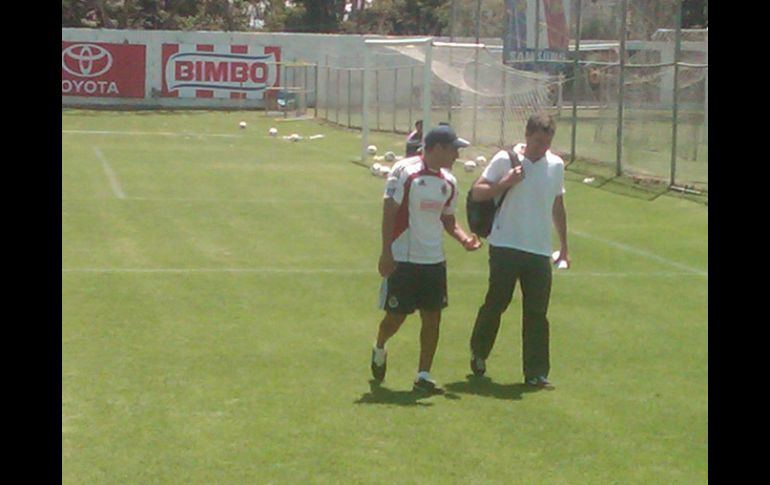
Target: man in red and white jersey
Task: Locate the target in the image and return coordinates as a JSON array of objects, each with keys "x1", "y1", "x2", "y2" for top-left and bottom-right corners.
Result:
[{"x1": 370, "y1": 125, "x2": 481, "y2": 394}]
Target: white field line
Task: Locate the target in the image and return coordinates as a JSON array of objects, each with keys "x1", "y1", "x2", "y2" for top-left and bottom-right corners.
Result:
[
  {"x1": 61, "y1": 267, "x2": 706, "y2": 278},
  {"x1": 93, "y1": 147, "x2": 125, "y2": 199},
  {"x1": 571, "y1": 229, "x2": 707, "y2": 276},
  {"x1": 64, "y1": 129, "x2": 239, "y2": 138}
]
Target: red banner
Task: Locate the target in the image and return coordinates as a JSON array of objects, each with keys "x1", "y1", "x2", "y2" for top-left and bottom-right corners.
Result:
[
  {"x1": 62, "y1": 42, "x2": 146, "y2": 98},
  {"x1": 542, "y1": 0, "x2": 569, "y2": 50},
  {"x1": 162, "y1": 44, "x2": 281, "y2": 99}
]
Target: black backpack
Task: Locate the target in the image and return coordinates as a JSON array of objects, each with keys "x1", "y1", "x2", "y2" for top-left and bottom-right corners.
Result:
[{"x1": 465, "y1": 149, "x2": 516, "y2": 238}]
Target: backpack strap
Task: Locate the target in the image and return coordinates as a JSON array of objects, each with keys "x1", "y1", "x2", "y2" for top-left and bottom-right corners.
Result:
[{"x1": 495, "y1": 148, "x2": 520, "y2": 209}]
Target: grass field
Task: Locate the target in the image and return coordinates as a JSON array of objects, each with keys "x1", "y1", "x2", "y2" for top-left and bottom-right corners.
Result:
[{"x1": 62, "y1": 109, "x2": 707, "y2": 484}]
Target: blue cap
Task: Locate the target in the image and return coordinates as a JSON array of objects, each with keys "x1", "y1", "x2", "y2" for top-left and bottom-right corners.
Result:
[{"x1": 423, "y1": 125, "x2": 470, "y2": 149}]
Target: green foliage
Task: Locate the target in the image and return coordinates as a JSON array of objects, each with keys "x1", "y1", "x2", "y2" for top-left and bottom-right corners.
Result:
[{"x1": 63, "y1": 0, "x2": 255, "y2": 31}]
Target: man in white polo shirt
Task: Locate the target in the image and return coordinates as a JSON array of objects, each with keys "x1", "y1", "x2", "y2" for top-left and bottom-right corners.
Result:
[
  {"x1": 468, "y1": 112, "x2": 570, "y2": 390},
  {"x1": 370, "y1": 125, "x2": 481, "y2": 395}
]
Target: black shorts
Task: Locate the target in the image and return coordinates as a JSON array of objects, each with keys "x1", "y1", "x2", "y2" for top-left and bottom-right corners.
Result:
[{"x1": 379, "y1": 262, "x2": 448, "y2": 314}]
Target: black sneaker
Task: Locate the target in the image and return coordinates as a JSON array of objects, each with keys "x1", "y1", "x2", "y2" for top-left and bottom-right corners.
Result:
[
  {"x1": 525, "y1": 376, "x2": 555, "y2": 390},
  {"x1": 413, "y1": 377, "x2": 445, "y2": 395},
  {"x1": 470, "y1": 355, "x2": 486, "y2": 377},
  {"x1": 370, "y1": 347, "x2": 387, "y2": 381}
]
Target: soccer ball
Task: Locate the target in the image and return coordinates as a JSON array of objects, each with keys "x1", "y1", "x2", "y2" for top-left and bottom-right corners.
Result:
[
  {"x1": 289, "y1": 133, "x2": 300, "y2": 142},
  {"x1": 463, "y1": 160, "x2": 477, "y2": 172},
  {"x1": 268, "y1": 127, "x2": 278, "y2": 136},
  {"x1": 475, "y1": 155, "x2": 487, "y2": 165},
  {"x1": 367, "y1": 145, "x2": 378, "y2": 156},
  {"x1": 384, "y1": 151, "x2": 396, "y2": 162},
  {"x1": 239, "y1": 121, "x2": 247, "y2": 129},
  {"x1": 370, "y1": 162, "x2": 382, "y2": 175}
]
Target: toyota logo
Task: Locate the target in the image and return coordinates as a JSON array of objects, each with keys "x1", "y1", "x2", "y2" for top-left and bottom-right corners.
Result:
[{"x1": 62, "y1": 43, "x2": 113, "y2": 78}]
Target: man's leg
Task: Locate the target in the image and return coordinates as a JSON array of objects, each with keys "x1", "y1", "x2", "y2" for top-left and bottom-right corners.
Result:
[
  {"x1": 412, "y1": 263, "x2": 446, "y2": 394},
  {"x1": 371, "y1": 312, "x2": 407, "y2": 381},
  {"x1": 372, "y1": 263, "x2": 416, "y2": 381},
  {"x1": 470, "y1": 246, "x2": 519, "y2": 360},
  {"x1": 519, "y1": 253, "x2": 552, "y2": 382},
  {"x1": 417, "y1": 309, "x2": 441, "y2": 373},
  {"x1": 377, "y1": 312, "x2": 407, "y2": 349}
]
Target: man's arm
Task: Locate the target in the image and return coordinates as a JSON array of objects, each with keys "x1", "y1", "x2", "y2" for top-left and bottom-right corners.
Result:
[
  {"x1": 441, "y1": 214, "x2": 482, "y2": 251},
  {"x1": 471, "y1": 152, "x2": 524, "y2": 202},
  {"x1": 552, "y1": 195, "x2": 569, "y2": 264},
  {"x1": 379, "y1": 197, "x2": 399, "y2": 277}
]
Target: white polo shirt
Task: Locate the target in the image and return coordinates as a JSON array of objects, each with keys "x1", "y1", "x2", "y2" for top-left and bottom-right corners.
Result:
[
  {"x1": 482, "y1": 145, "x2": 565, "y2": 257},
  {"x1": 383, "y1": 157, "x2": 458, "y2": 264}
]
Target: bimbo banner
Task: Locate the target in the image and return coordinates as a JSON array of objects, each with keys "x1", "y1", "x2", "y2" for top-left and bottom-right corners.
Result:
[
  {"x1": 162, "y1": 44, "x2": 281, "y2": 99},
  {"x1": 61, "y1": 42, "x2": 146, "y2": 98}
]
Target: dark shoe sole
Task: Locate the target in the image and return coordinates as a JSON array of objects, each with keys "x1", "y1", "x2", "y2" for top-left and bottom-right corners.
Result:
[
  {"x1": 371, "y1": 363, "x2": 386, "y2": 381},
  {"x1": 371, "y1": 350, "x2": 386, "y2": 381},
  {"x1": 525, "y1": 378, "x2": 555, "y2": 390},
  {"x1": 413, "y1": 382, "x2": 445, "y2": 395},
  {"x1": 470, "y1": 359, "x2": 486, "y2": 377}
]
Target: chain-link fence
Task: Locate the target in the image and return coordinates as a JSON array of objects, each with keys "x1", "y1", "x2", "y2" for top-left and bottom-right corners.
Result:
[{"x1": 315, "y1": 0, "x2": 707, "y2": 196}]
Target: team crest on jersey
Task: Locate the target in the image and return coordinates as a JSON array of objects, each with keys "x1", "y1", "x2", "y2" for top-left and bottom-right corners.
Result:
[
  {"x1": 388, "y1": 296, "x2": 399, "y2": 308},
  {"x1": 417, "y1": 178, "x2": 426, "y2": 186}
]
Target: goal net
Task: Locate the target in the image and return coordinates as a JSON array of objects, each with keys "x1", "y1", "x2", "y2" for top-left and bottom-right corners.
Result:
[
  {"x1": 262, "y1": 61, "x2": 315, "y2": 119},
  {"x1": 316, "y1": 37, "x2": 559, "y2": 162}
]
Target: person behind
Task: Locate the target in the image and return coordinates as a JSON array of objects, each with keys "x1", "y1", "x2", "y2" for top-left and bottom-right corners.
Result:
[
  {"x1": 467, "y1": 112, "x2": 570, "y2": 390},
  {"x1": 371, "y1": 125, "x2": 481, "y2": 394},
  {"x1": 405, "y1": 120, "x2": 423, "y2": 156}
]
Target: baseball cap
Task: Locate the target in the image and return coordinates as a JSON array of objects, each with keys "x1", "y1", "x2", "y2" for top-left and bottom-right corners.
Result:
[{"x1": 423, "y1": 125, "x2": 470, "y2": 149}]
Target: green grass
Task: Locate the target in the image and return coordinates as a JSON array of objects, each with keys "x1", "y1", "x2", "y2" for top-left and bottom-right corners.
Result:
[{"x1": 62, "y1": 109, "x2": 707, "y2": 484}]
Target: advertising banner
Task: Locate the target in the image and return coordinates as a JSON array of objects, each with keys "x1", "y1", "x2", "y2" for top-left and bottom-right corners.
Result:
[
  {"x1": 503, "y1": 0, "x2": 569, "y2": 73},
  {"x1": 61, "y1": 42, "x2": 146, "y2": 98},
  {"x1": 542, "y1": 0, "x2": 569, "y2": 50},
  {"x1": 162, "y1": 44, "x2": 282, "y2": 99}
]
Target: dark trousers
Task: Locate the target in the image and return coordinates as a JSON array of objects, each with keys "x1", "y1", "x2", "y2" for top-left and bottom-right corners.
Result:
[{"x1": 470, "y1": 246, "x2": 552, "y2": 379}]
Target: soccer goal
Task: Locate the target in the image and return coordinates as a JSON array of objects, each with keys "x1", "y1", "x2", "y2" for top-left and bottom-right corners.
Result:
[
  {"x1": 262, "y1": 61, "x2": 316, "y2": 119},
  {"x1": 357, "y1": 37, "x2": 558, "y2": 162}
]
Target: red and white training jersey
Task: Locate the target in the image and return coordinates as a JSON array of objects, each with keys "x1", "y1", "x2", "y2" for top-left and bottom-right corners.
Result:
[{"x1": 383, "y1": 157, "x2": 458, "y2": 264}]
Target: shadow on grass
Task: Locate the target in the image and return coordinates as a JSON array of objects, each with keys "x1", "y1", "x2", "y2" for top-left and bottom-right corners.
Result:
[
  {"x1": 443, "y1": 374, "x2": 542, "y2": 401},
  {"x1": 354, "y1": 380, "x2": 460, "y2": 407}
]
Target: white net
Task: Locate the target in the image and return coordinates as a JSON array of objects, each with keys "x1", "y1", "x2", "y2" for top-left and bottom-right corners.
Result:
[
  {"x1": 316, "y1": 38, "x2": 559, "y2": 158},
  {"x1": 382, "y1": 42, "x2": 559, "y2": 146},
  {"x1": 262, "y1": 62, "x2": 315, "y2": 119}
]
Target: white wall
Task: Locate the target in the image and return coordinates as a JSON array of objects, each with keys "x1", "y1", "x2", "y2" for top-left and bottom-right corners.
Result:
[{"x1": 62, "y1": 28, "x2": 373, "y2": 108}]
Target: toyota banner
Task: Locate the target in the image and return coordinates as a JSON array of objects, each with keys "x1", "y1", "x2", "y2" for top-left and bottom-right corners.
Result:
[{"x1": 61, "y1": 42, "x2": 146, "y2": 98}]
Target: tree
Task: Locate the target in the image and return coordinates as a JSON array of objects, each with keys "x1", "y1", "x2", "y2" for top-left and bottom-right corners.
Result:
[{"x1": 682, "y1": 0, "x2": 707, "y2": 28}]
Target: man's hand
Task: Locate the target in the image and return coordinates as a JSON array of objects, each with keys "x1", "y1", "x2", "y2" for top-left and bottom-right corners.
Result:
[
  {"x1": 499, "y1": 158, "x2": 525, "y2": 189},
  {"x1": 378, "y1": 251, "x2": 397, "y2": 277},
  {"x1": 462, "y1": 234, "x2": 483, "y2": 251},
  {"x1": 552, "y1": 249, "x2": 571, "y2": 270}
]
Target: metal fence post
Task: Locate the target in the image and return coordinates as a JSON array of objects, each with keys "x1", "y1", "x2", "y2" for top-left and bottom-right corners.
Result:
[
  {"x1": 615, "y1": 0, "x2": 628, "y2": 177},
  {"x1": 670, "y1": 0, "x2": 683, "y2": 186},
  {"x1": 472, "y1": 0, "x2": 482, "y2": 144},
  {"x1": 393, "y1": 69, "x2": 398, "y2": 132},
  {"x1": 347, "y1": 69, "x2": 352, "y2": 128},
  {"x1": 570, "y1": 0, "x2": 583, "y2": 165}
]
